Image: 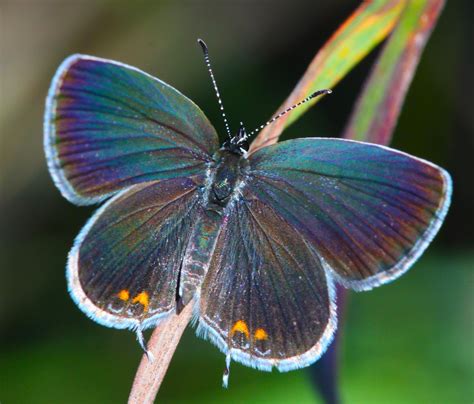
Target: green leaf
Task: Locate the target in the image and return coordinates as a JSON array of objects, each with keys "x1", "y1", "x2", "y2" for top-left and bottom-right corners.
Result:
[
  {"x1": 344, "y1": 0, "x2": 446, "y2": 144},
  {"x1": 250, "y1": 0, "x2": 405, "y2": 152}
]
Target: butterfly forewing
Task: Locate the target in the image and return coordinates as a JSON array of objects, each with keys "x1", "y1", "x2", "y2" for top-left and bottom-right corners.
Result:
[
  {"x1": 198, "y1": 196, "x2": 336, "y2": 371},
  {"x1": 44, "y1": 55, "x2": 219, "y2": 205},
  {"x1": 248, "y1": 138, "x2": 451, "y2": 290},
  {"x1": 68, "y1": 176, "x2": 205, "y2": 330}
]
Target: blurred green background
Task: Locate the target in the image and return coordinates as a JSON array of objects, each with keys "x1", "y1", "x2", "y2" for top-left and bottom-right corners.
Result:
[{"x1": 1, "y1": 1, "x2": 473, "y2": 403}]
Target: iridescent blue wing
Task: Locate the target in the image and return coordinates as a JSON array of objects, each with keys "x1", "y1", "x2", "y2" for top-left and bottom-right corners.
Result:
[
  {"x1": 248, "y1": 138, "x2": 451, "y2": 290},
  {"x1": 68, "y1": 176, "x2": 204, "y2": 331},
  {"x1": 44, "y1": 55, "x2": 219, "y2": 205},
  {"x1": 197, "y1": 195, "x2": 336, "y2": 372}
]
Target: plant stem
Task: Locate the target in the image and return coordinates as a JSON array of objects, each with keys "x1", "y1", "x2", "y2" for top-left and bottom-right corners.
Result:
[{"x1": 128, "y1": 302, "x2": 194, "y2": 404}]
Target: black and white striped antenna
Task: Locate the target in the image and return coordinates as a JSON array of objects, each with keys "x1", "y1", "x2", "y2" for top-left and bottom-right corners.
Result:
[
  {"x1": 247, "y1": 89, "x2": 332, "y2": 137},
  {"x1": 198, "y1": 39, "x2": 232, "y2": 138}
]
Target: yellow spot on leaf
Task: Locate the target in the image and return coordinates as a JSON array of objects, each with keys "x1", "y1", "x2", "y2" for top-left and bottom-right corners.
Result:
[
  {"x1": 117, "y1": 289, "x2": 130, "y2": 301},
  {"x1": 339, "y1": 45, "x2": 350, "y2": 58},
  {"x1": 132, "y1": 291, "x2": 149, "y2": 311},
  {"x1": 254, "y1": 328, "x2": 268, "y2": 341},
  {"x1": 231, "y1": 320, "x2": 250, "y2": 339}
]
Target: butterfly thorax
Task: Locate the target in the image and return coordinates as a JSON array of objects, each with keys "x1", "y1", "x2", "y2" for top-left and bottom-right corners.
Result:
[{"x1": 209, "y1": 150, "x2": 248, "y2": 207}]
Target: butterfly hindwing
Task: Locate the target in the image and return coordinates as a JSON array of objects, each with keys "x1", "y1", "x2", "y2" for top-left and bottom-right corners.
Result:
[
  {"x1": 68, "y1": 176, "x2": 205, "y2": 330},
  {"x1": 44, "y1": 55, "x2": 218, "y2": 205},
  {"x1": 248, "y1": 138, "x2": 452, "y2": 290},
  {"x1": 197, "y1": 195, "x2": 336, "y2": 371}
]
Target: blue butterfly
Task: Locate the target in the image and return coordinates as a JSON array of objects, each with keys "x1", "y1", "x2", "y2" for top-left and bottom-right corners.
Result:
[{"x1": 44, "y1": 39, "x2": 451, "y2": 386}]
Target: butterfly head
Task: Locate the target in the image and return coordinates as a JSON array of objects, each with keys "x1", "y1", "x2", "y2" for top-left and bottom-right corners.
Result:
[
  {"x1": 222, "y1": 122, "x2": 249, "y2": 156},
  {"x1": 198, "y1": 38, "x2": 332, "y2": 158}
]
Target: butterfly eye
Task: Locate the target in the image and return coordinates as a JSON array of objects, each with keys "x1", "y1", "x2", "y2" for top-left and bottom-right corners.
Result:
[{"x1": 237, "y1": 139, "x2": 249, "y2": 152}]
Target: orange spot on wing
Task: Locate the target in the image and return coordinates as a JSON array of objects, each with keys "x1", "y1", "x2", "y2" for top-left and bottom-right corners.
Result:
[
  {"x1": 117, "y1": 289, "x2": 130, "y2": 301},
  {"x1": 231, "y1": 320, "x2": 250, "y2": 339},
  {"x1": 254, "y1": 328, "x2": 268, "y2": 341},
  {"x1": 132, "y1": 291, "x2": 149, "y2": 311}
]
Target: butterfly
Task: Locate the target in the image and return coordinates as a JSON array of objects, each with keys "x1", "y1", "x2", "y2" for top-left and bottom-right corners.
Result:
[{"x1": 44, "y1": 39, "x2": 451, "y2": 386}]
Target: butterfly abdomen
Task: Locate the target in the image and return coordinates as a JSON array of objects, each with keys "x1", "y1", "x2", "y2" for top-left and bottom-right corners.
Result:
[
  {"x1": 178, "y1": 207, "x2": 224, "y2": 308},
  {"x1": 178, "y1": 150, "x2": 249, "y2": 308}
]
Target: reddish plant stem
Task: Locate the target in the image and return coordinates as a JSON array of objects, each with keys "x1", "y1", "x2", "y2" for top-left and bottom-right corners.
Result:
[{"x1": 128, "y1": 303, "x2": 194, "y2": 404}]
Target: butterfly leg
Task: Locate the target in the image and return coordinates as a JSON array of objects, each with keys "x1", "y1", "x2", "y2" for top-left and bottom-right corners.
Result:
[{"x1": 135, "y1": 324, "x2": 154, "y2": 361}]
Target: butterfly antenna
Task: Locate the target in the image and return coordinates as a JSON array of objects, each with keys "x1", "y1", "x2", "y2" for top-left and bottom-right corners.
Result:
[
  {"x1": 247, "y1": 89, "x2": 332, "y2": 137},
  {"x1": 198, "y1": 39, "x2": 232, "y2": 138}
]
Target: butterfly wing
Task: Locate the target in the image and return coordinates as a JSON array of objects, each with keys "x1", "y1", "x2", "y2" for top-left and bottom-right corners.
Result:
[
  {"x1": 68, "y1": 176, "x2": 205, "y2": 330},
  {"x1": 248, "y1": 138, "x2": 452, "y2": 290},
  {"x1": 44, "y1": 54, "x2": 218, "y2": 205},
  {"x1": 197, "y1": 196, "x2": 336, "y2": 371}
]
